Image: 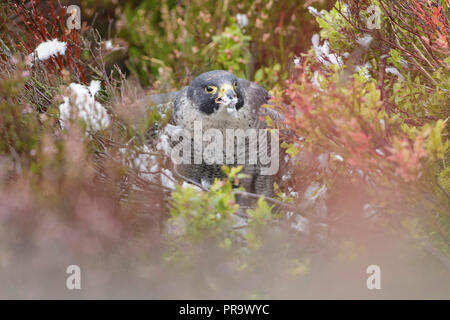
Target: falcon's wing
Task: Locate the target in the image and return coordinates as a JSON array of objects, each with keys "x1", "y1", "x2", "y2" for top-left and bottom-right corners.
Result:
[
  {"x1": 239, "y1": 78, "x2": 293, "y2": 192},
  {"x1": 238, "y1": 78, "x2": 270, "y2": 116},
  {"x1": 238, "y1": 78, "x2": 284, "y2": 127},
  {"x1": 140, "y1": 89, "x2": 183, "y2": 107},
  {"x1": 140, "y1": 86, "x2": 189, "y2": 126}
]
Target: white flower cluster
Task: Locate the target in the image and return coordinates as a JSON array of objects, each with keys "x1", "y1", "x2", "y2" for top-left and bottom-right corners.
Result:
[
  {"x1": 304, "y1": 181, "x2": 327, "y2": 202},
  {"x1": 299, "y1": 181, "x2": 328, "y2": 218},
  {"x1": 59, "y1": 80, "x2": 110, "y2": 132},
  {"x1": 386, "y1": 67, "x2": 404, "y2": 81},
  {"x1": 105, "y1": 40, "x2": 113, "y2": 50},
  {"x1": 156, "y1": 124, "x2": 183, "y2": 157},
  {"x1": 236, "y1": 13, "x2": 248, "y2": 29},
  {"x1": 119, "y1": 145, "x2": 158, "y2": 181},
  {"x1": 312, "y1": 71, "x2": 325, "y2": 89},
  {"x1": 355, "y1": 62, "x2": 373, "y2": 82},
  {"x1": 31, "y1": 39, "x2": 67, "y2": 63},
  {"x1": 119, "y1": 145, "x2": 177, "y2": 190},
  {"x1": 161, "y1": 168, "x2": 176, "y2": 190},
  {"x1": 307, "y1": 6, "x2": 326, "y2": 19},
  {"x1": 312, "y1": 34, "x2": 343, "y2": 67},
  {"x1": 356, "y1": 34, "x2": 373, "y2": 49}
]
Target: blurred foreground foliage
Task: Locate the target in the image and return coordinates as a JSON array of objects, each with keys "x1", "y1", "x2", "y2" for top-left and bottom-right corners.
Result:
[{"x1": 0, "y1": 0, "x2": 449, "y2": 298}]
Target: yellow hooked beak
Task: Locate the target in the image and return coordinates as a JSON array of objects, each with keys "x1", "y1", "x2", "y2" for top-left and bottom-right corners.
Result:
[{"x1": 215, "y1": 83, "x2": 237, "y2": 104}]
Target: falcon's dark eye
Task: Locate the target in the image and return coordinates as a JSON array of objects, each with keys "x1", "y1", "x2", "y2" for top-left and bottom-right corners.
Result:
[
  {"x1": 233, "y1": 81, "x2": 238, "y2": 88},
  {"x1": 205, "y1": 86, "x2": 217, "y2": 94}
]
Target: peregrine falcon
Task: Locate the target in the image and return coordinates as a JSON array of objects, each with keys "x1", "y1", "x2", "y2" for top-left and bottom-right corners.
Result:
[{"x1": 148, "y1": 70, "x2": 280, "y2": 198}]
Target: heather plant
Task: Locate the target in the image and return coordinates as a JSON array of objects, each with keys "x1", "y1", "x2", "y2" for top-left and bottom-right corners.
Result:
[
  {"x1": 272, "y1": 0, "x2": 449, "y2": 257},
  {"x1": 0, "y1": 0, "x2": 449, "y2": 299},
  {"x1": 211, "y1": 22, "x2": 252, "y2": 78},
  {"x1": 168, "y1": 166, "x2": 242, "y2": 243}
]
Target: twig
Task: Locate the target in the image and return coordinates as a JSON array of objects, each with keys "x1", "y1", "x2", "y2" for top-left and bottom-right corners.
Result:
[{"x1": 377, "y1": 52, "x2": 389, "y2": 114}]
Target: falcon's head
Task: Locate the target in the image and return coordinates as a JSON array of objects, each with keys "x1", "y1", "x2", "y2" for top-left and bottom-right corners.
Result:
[{"x1": 186, "y1": 70, "x2": 244, "y2": 116}]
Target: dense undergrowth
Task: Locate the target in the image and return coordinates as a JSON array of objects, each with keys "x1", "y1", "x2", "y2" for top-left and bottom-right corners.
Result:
[{"x1": 0, "y1": 0, "x2": 449, "y2": 298}]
